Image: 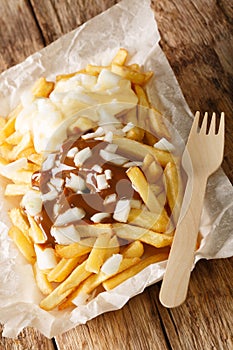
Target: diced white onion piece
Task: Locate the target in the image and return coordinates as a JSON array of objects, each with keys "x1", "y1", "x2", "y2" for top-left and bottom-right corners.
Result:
[
  {"x1": 130, "y1": 199, "x2": 142, "y2": 209},
  {"x1": 52, "y1": 163, "x2": 75, "y2": 177},
  {"x1": 21, "y1": 190, "x2": 42, "y2": 217},
  {"x1": 100, "y1": 149, "x2": 128, "y2": 165},
  {"x1": 91, "y1": 164, "x2": 103, "y2": 173},
  {"x1": 154, "y1": 138, "x2": 175, "y2": 152},
  {"x1": 101, "y1": 254, "x2": 123, "y2": 275},
  {"x1": 104, "y1": 131, "x2": 113, "y2": 142},
  {"x1": 42, "y1": 154, "x2": 56, "y2": 171},
  {"x1": 82, "y1": 127, "x2": 104, "y2": 140},
  {"x1": 67, "y1": 147, "x2": 78, "y2": 158},
  {"x1": 50, "y1": 177, "x2": 64, "y2": 190},
  {"x1": 86, "y1": 173, "x2": 96, "y2": 189},
  {"x1": 74, "y1": 147, "x2": 92, "y2": 167},
  {"x1": 123, "y1": 161, "x2": 143, "y2": 168},
  {"x1": 55, "y1": 207, "x2": 85, "y2": 226},
  {"x1": 41, "y1": 187, "x2": 58, "y2": 202},
  {"x1": 113, "y1": 199, "x2": 131, "y2": 223},
  {"x1": 122, "y1": 122, "x2": 135, "y2": 133},
  {"x1": 65, "y1": 173, "x2": 86, "y2": 192},
  {"x1": 34, "y1": 245, "x2": 57, "y2": 270},
  {"x1": 104, "y1": 144, "x2": 118, "y2": 153},
  {"x1": 96, "y1": 69, "x2": 121, "y2": 89},
  {"x1": 104, "y1": 169, "x2": 112, "y2": 180},
  {"x1": 51, "y1": 225, "x2": 80, "y2": 244},
  {"x1": 104, "y1": 193, "x2": 117, "y2": 205},
  {"x1": 53, "y1": 203, "x2": 60, "y2": 217},
  {"x1": 90, "y1": 212, "x2": 110, "y2": 223},
  {"x1": 96, "y1": 174, "x2": 109, "y2": 190}
]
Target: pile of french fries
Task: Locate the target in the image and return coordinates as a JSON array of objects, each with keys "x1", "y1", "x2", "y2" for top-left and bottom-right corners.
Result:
[{"x1": 0, "y1": 49, "x2": 183, "y2": 311}]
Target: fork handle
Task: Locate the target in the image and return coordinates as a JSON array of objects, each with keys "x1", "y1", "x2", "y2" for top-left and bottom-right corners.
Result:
[{"x1": 159, "y1": 176, "x2": 207, "y2": 308}]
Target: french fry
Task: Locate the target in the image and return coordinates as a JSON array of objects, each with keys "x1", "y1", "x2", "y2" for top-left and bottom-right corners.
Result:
[
  {"x1": 112, "y1": 136, "x2": 174, "y2": 167},
  {"x1": 8, "y1": 226, "x2": 36, "y2": 264},
  {"x1": 40, "y1": 281, "x2": 76, "y2": 311},
  {"x1": 121, "y1": 240, "x2": 144, "y2": 258},
  {"x1": 27, "y1": 215, "x2": 47, "y2": 244},
  {"x1": 85, "y1": 233, "x2": 112, "y2": 273},
  {"x1": 127, "y1": 166, "x2": 162, "y2": 213},
  {"x1": 104, "y1": 235, "x2": 120, "y2": 259},
  {"x1": 6, "y1": 131, "x2": 23, "y2": 145},
  {"x1": 8, "y1": 208, "x2": 30, "y2": 236},
  {"x1": 86, "y1": 64, "x2": 109, "y2": 75},
  {"x1": 0, "y1": 156, "x2": 8, "y2": 165},
  {"x1": 148, "y1": 108, "x2": 170, "y2": 140},
  {"x1": 164, "y1": 161, "x2": 183, "y2": 225},
  {"x1": 9, "y1": 132, "x2": 33, "y2": 161},
  {"x1": 27, "y1": 153, "x2": 43, "y2": 166},
  {"x1": 16, "y1": 147, "x2": 36, "y2": 160},
  {"x1": 58, "y1": 259, "x2": 92, "y2": 295},
  {"x1": 128, "y1": 208, "x2": 169, "y2": 233},
  {"x1": 47, "y1": 256, "x2": 83, "y2": 283},
  {"x1": 134, "y1": 85, "x2": 150, "y2": 107},
  {"x1": 111, "y1": 64, "x2": 153, "y2": 85},
  {"x1": 0, "y1": 143, "x2": 13, "y2": 161},
  {"x1": 0, "y1": 115, "x2": 16, "y2": 145},
  {"x1": 32, "y1": 77, "x2": 54, "y2": 98},
  {"x1": 75, "y1": 223, "x2": 113, "y2": 237},
  {"x1": 126, "y1": 126, "x2": 144, "y2": 142},
  {"x1": 113, "y1": 223, "x2": 173, "y2": 248},
  {"x1": 33, "y1": 263, "x2": 53, "y2": 295},
  {"x1": 103, "y1": 253, "x2": 169, "y2": 291},
  {"x1": 56, "y1": 69, "x2": 86, "y2": 82},
  {"x1": 11, "y1": 170, "x2": 33, "y2": 185},
  {"x1": 112, "y1": 48, "x2": 128, "y2": 66},
  {"x1": 58, "y1": 257, "x2": 140, "y2": 310},
  {"x1": 55, "y1": 237, "x2": 96, "y2": 259},
  {"x1": 142, "y1": 153, "x2": 163, "y2": 183},
  {"x1": 0, "y1": 116, "x2": 6, "y2": 128}
]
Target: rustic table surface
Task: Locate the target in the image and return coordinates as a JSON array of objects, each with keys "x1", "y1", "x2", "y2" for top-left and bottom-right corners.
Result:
[{"x1": 0, "y1": 1, "x2": 232, "y2": 349}]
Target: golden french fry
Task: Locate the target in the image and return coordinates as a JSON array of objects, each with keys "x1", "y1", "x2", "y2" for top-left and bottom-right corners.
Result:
[
  {"x1": 55, "y1": 237, "x2": 96, "y2": 259},
  {"x1": 127, "y1": 166, "x2": 162, "y2": 213},
  {"x1": 164, "y1": 161, "x2": 183, "y2": 225},
  {"x1": 0, "y1": 115, "x2": 16, "y2": 145},
  {"x1": 6, "y1": 131, "x2": 23, "y2": 145},
  {"x1": 121, "y1": 240, "x2": 144, "y2": 258},
  {"x1": 86, "y1": 64, "x2": 109, "y2": 75},
  {"x1": 8, "y1": 226, "x2": 36, "y2": 264},
  {"x1": 27, "y1": 153, "x2": 43, "y2": 166},
  {"x1": 111, "y1": 64, "x2": 153, "y2": 85},
  {"x1": 143, "y1": 131, "x2": 158, "y2": 146},
  {"x1": 58, "y1": 260, "x2": 92, "y2": 295},
  {"x1": 148, "y1": 108, "x2": 170, "y2": 140},
  {"x1": 128, "y1": 208, "x2": 169, "y2": 233},
  {"x1": 5, "y1": 184, "x2": 31, "y2": 196},
  {"x1": 126, "y1": 126, "x2": 145, "y2": 142},
  {"x1": 47, "y1": 256, "x2": 82, "y2": 282},
  {"x1": 56, "y1": 69, "x2": 86, "y2": 82},
  {"x1": 8, "y1": 208, "x2": 30, "y2": 237},
  {"x1": 27, "y1": 215, "x2": 47, "y2": 244},
  {"x1": 16, "y1": 147, "x2": 36, "y2": 160},
  {"x1": 104, "y1": 235, "x2": 120, "y2": 260},
  {"x1": 134, "y1": 85, "x2": 150, "y2": 107},
  {"x1": 112, "y1": 136, "x2": 174, "y2": 167},
  {"x1": 59, "y1": 257, "x2": 140, "y2": 310},
  {"x1": 32, "y1": 77, "x2": 54, "y2": 98},
  {"x1": 33, "y1": 263, "x2": 53, "y2": 295},
  {"x1": 103, "y1": 253, "x2": 169, "y2": 291},
  {"x1": 9, "y1": 132, "x2": 33, "y2": 161},
  {"x1": 142, "y1": 153, "x2": 163, "y2": 183},
  {"x1": 113, "y1": 223, "x2": 173, "y2": 248},
  {"x1": 0, "y1": 143, "x2": 13, "y2": 161},
  {"x1": 85, "y1": 233, "x2": 112, "y2": 273},
  {"x1": 112, "y1": 48, "x2": 128, "y2": 66},
  {"x1": 40, "y1": 281, "x2": 75, "y2": 311},
  {"x1": 11, "y1": 171, "x2": 33, "y2": 184},
  {"x1": 75, "y1": 223, "x2": 113, "y2": 238},
  {"x1": 0, "y1": 116, "x2": 6, "y2": 128},
  {"x1": 0, "y1": 156, "x2": 8, "y2": 165},
  {"x1": 127, "y1": 63, "x2": 140, "y2": 72}
]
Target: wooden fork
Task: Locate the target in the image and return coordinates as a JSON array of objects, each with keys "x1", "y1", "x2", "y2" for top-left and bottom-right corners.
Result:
[{"x1": 159, "y1": 111, "x2": 225, "y2": 308}]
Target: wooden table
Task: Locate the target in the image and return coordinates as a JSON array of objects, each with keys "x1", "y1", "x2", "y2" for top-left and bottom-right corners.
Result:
[{"x1": 0, "y1": 1, "x2": 232, "y2": 349}]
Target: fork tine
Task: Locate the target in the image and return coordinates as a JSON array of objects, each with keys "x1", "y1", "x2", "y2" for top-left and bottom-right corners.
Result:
[
  {"x1": 208, "y1": 112, "x2": 216, "y2": 135},
  {"x1": 218, "y1": 112, "x2": 225, "y2": 136},
  {"x1": 200, "y1": 112, "x2": 208, "y2": 134},
  {"x1": 191, "y1": 111, "x2": 201, "y2": 134}
]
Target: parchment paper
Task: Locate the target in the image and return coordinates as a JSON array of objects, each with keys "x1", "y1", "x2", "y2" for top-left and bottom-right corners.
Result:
[{"x1": 0, "y1": 0, "x2": 232, "y2": 338}]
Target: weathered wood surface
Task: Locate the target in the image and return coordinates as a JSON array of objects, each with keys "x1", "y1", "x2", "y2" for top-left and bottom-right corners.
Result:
[{"x1": 0, "y1": 0, "x2": 232, "y2": 349}]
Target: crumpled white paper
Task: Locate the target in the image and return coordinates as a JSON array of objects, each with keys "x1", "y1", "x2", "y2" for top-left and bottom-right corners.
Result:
[{"x1": 0, "y1": 0, "x2": 232, "y2": 338}]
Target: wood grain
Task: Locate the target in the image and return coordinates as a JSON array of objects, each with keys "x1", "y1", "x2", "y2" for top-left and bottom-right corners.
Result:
[{"x1": 0, "y1": 0, "x2": 232, "y2": 349}]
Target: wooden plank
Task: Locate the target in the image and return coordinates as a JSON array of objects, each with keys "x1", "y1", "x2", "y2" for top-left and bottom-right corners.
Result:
[
  {"x1": 152, "y1": 0, "x2": 233, "y2": 182},
  {"x1": 0, "y1": 325, "x2": 55, "y2": 350},
  {"x1": 30, "y1": 0, "x2": 121, "y2": 44},
  {"x1": 0, "y1": 0, "x2": 44, "y2": 73},
  {"x1": 55, "y1": 289, "x2": 170, "y2": 350}
]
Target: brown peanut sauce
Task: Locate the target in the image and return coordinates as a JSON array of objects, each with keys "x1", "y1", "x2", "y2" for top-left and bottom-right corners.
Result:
[{"x1": 33, "y1": 136, "x2": 140, "y2": 246}]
